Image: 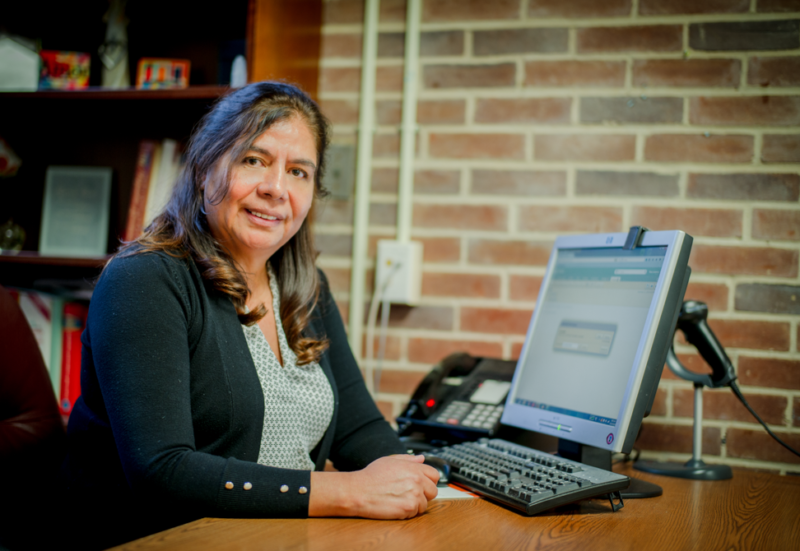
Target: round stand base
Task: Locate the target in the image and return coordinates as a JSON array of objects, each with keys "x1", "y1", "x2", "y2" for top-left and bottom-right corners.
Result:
[
  {"x1": 620, "y1": 477, "x2": 663, "y2": 499},
  {"x1": 635, "y1": 459, "x2": 733, "y2": 481}
]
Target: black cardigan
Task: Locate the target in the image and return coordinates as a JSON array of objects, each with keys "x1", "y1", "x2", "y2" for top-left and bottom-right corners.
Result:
[{"x1": 61, "y1": 251, "x2": 404, "y2": 548}]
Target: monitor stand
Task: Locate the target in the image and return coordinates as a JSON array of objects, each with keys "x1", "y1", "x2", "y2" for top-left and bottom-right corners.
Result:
[{"x1": 558, "y1": 439, "x2": 662, "y2": 499}]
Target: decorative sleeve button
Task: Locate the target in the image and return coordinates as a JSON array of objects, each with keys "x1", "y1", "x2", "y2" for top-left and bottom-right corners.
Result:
[
  {"x1": 243, "y1": 482, "x2": 253, "y2": 490},
  {"x1": 225, "y1": 481, "x2": 234, "y2": 490},
  {"x1": 280, "y1": 485, "x2": 289, "y2": 493},
  {"x1": 298, "y1": 486, "x2": 308, "y2": 494}
]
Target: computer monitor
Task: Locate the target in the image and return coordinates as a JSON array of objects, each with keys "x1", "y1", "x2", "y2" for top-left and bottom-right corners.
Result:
[{"x1": 501, "y1": 229, "x2": 693, "y2": 456}]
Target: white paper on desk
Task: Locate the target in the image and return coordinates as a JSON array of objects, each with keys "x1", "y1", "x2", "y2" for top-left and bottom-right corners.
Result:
[{"x1": 434, "y1": 486, "x2": 476, "y2": 499}]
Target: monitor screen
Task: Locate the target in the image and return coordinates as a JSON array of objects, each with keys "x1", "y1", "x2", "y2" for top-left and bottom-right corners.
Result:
[{"x1": 501, "y1": 230, "x2": 692, "y2": 453}]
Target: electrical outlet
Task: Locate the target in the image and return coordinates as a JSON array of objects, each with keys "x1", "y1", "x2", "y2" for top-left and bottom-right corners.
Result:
[{"x1": 375, "y1": 240, "x2": 423, "y2": 305}]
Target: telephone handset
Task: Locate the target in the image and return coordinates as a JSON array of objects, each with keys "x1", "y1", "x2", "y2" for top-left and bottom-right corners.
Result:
[{"x1": 396, "y1": 353, "x2": 516, "y2": 440}]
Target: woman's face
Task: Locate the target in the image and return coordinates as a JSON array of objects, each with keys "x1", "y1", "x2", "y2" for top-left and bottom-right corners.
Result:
[{"x1": 204, "y1": 116, "x2": 318, "y2": 267}]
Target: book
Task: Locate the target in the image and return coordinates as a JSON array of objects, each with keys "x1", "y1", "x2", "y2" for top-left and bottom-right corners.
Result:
[
  {"x1": 59, "y1": 302, "x2": 88, "y2": 416},
  {"x1": 123, "y1": 140, "x2": 159, "y2": 242},
  {"x1": 142, "y1": 139, "x2": 183, "y2": 228},
  {"x1": 10, "y1": 288, "x2": 63, "y2": 396}
]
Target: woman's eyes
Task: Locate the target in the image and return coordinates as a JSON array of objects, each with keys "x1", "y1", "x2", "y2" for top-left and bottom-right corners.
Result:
[{"x1": 241, "y1": 157, "x2": 310, "y2": 180}]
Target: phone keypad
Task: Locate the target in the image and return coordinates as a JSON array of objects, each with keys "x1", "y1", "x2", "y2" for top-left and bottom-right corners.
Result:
[{"x1": 434, "y1": 401, "x2": 503, "y2": 431}]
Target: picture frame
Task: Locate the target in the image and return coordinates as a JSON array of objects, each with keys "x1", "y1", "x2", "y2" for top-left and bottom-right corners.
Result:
[{"x1": 39, "y1": 166, "x2": 112, "y2": 257}]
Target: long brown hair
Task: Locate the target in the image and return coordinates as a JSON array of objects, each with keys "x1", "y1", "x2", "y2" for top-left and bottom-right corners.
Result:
[{"x1": 115, "y1": 82, "x2": 331, "y2": 364}]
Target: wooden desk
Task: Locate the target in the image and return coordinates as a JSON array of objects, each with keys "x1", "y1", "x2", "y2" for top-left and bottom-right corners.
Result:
[{"x1": 114, "y1": 465, "x2": 800, "y2": 550}]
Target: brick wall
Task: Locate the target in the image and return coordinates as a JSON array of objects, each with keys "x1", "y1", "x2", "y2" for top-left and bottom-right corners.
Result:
[{"x1": 314, "y1": 0, "x2": 800, "y2": 473}]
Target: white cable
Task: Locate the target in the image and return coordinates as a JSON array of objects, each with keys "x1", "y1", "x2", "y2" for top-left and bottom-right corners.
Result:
[{"x1": 365, "y1": 262, "x2": 402, "y2": 398}]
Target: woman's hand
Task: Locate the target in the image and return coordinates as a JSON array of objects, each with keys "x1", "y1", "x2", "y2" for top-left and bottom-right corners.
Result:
[{"x1": 309, "y1": 454, "x2": 440, "y2": 519}]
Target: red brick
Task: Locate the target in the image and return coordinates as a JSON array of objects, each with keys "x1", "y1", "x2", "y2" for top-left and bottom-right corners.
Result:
[
  {"x1": 511, "y1": 341, "x2": 525, "y2": 359},
  {"x1": 378, "y1": 99, "x2": 467, "y2": 125},
  {"x1": 376, "y1": 66, "x2": 403, "y2": 91},
  {"x1": 674, "y1": 388, "x2": 786, "y2": 425},
  {"x1": 422, "y1": 272, "x2": 501, "y2": 298},
  {"x1": 418, "y1": 100, "x2": 466, "y2": 125},
  {"x1": 323, "y1": 0, "x2": 364, "y2": 24},
  {"x1": 323, "y1": 267, "x2": 351, "y2": 293},
  {"x1": 386, "y1": 305, "x2": 453, "y2": 331},
  {"x1": 795, "y1": 397, "x2": 800, "y2": 426},
  {"x1": 461, "y1": 307, "x2": 532, "y2": 335},
  {"x1": 408, "y1": 338, "x2": 503, "y2": 365},
  {"x1": 689, "y1": 21, "x2": 800, "y2": 51},
  {"x1": 526, "y1": 61, "x2": 626, "y2": 87},
  {"x1": 689, "y1": 244, "x2": 798, "y2": 278},
  {"x1": 632, "y1": 59, "x2": 741, "y2": 88},
  {"x1": 636, "y1": 423, "x2": 721, "y2": 455},
  {"x1": 687, "y1": 173, "x2": 800, "y2": 201},
  {"x1": 707, "y1": 319, "x2": 791, "y2": 351},
  {"x1": 475, "y1": 98, "x2": 571, "y2": 125},
  {"x1": 735, "y1": 283, "x2": 800, "y2": 315},
  {"x1": 762, "y1": 135, "x2": 800, "y2": 163},
  {"x1": 529, "y1": 0, "x2": 631, "y2": 17},
  {"x1": 727, "y1": 428, "x2": 800, "y2": 464},
  {"x1": 371, "y1": 169, "x2": 460, "y2": 194},
  {"x1": 372, "y1": 133, "x2": 399, "y2": 157},
  {"x1": 321, "y1": 33, "x2": 362, "y2": 59},
  {"x1": 758, "y1": 0, "x2": 800, "y2": 13},
  {"x1": 319, "y1": 67, "x2": 360, "y2": 92},
  {"x1": 379, "y1": 0, "x2": 407, "y2": 22},
  {"x1": 651, "y1": 388, "x2": 668, "y2": 417},
  {"x1": 320, "y1": 99, "x2": 359, "y2": 124},
  {"x1": 430, "y1": 133, "x2": 525, "y2": 160},
  {"x1": 316, "y1": 234, "x2": 352, "y2": 258},
  {"x1": 519, "y1": 206, "x2": 622, "y2": 233},
  {"x1": 580, "y1": 97, "x2": 683, "y2": 124},
  {"x1": 645, "y1": 134, "x2": 753, "y2": 163},
  {"x1": 424, "y1": 63, "x2": 516, "y2": 89},
  {"x1": 315, "y1": 199, "x2": 353, "y2": 225},
  {"x1": 373, "y1": 370, "x2": 427, "y2": 396},
  {"x1": 535, "y1": 134, "x2": 636, "y2": 162},
  {"x1": 662, "y1": 353, "x2": 714, "y2": 381},
  {"x1": 423, "y1": 0, "x2": 520, "y2": 21},
  {"x1": 749, "y1": 56, "x2": 800, "y2": 87},
  {"x1": 418, "y1": 237, "x2": 461, "y2": 263},
  {"x1": 640, "y1": 0, "x2": 749, "y2": 15},
  {"x1": 576, "y1": 171, "x2": 679, "y2": 197},
  {"x1": 415, "y1": 170, "x2": 460, "y2": 195},
  {"x1": 630, "y1": 206, "x2": 742, "y2": 238},
  {"x1": 690, "y1": 96, "x2": 800, "y2": 126},
  {"x1": 469, "y1": 239, "x2": 552, "y2": 266},
  {"x1": 509, "y1": 275, "x2": 543, "y2": 301},
  {"x1": 577, "y1": 26, "x2": 682, "y2": 53},
  {"x1": 420, "y1": 31, "x2": 465, "y2": 57},
  {"x1": 474, "y1": 28, "x2": 567, "y2": 56},
  {"x1": 369, "y1": 202, "x2": 397, "y2": 227},
  {"x1": 413, "y1": 204, "x2": 508, "y2": 231},
  {"x1": 361, "y1": 336, "x2": 402, "y2": 362},
  {"x1": 753, "y1": 210, "x2": 800, "y2": 241},
  {"x1": 684, "y1": 282, "x2": 729, "y2": 312},
  {"x1": 739, "y1": 356, "x2": 800, "y2": 390},
  {"x1": 472, "y1": 170, "x2": 566, "y2": 197}
]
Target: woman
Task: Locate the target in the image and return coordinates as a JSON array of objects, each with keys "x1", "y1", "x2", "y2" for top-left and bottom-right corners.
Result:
[{"x1": 61, "y1": 82, "x2": 438, "y2": 549}]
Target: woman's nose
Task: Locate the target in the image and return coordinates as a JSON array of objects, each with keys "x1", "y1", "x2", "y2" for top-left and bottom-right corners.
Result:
[{"x1": 257, "y1": 166, "x2": 287, "y2": 199}]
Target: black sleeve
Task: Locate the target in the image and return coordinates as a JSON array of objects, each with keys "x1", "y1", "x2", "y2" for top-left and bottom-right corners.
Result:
[
  {"x1": 316, "y1": 273, "x2": 406, "y2": 471},
  {"x1": 82, "y1": 253, "x2": 311, "y2": 519}
]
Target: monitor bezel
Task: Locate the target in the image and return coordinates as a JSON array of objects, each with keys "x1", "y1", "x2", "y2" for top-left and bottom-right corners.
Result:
[{"x1": 500, "y1": 230, "x2": 692, "y2": 454}]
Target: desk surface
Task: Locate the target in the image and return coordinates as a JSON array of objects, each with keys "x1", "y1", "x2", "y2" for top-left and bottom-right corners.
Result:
[{"x1": 114, "y1": 464, "x2": 800, "y2": 551}]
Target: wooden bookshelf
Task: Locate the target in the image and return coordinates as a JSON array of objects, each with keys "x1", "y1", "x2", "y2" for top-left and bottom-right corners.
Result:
[{"x1": 0, "y1": 0, "x2": 321, "y2": 290}]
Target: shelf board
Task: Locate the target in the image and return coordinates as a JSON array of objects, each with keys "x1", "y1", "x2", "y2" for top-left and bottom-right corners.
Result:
[
  {"x1": 0, "y1": 251, "x2": 109, "y2": 267},
  {"x1": 0, "y1": 85, "x2": 231, "y2": 101}
]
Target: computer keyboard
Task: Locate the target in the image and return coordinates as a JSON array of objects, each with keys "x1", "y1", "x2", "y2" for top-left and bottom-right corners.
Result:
[{"x1": 429, "y1": 438, "x2": 629, "y2": 515}]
